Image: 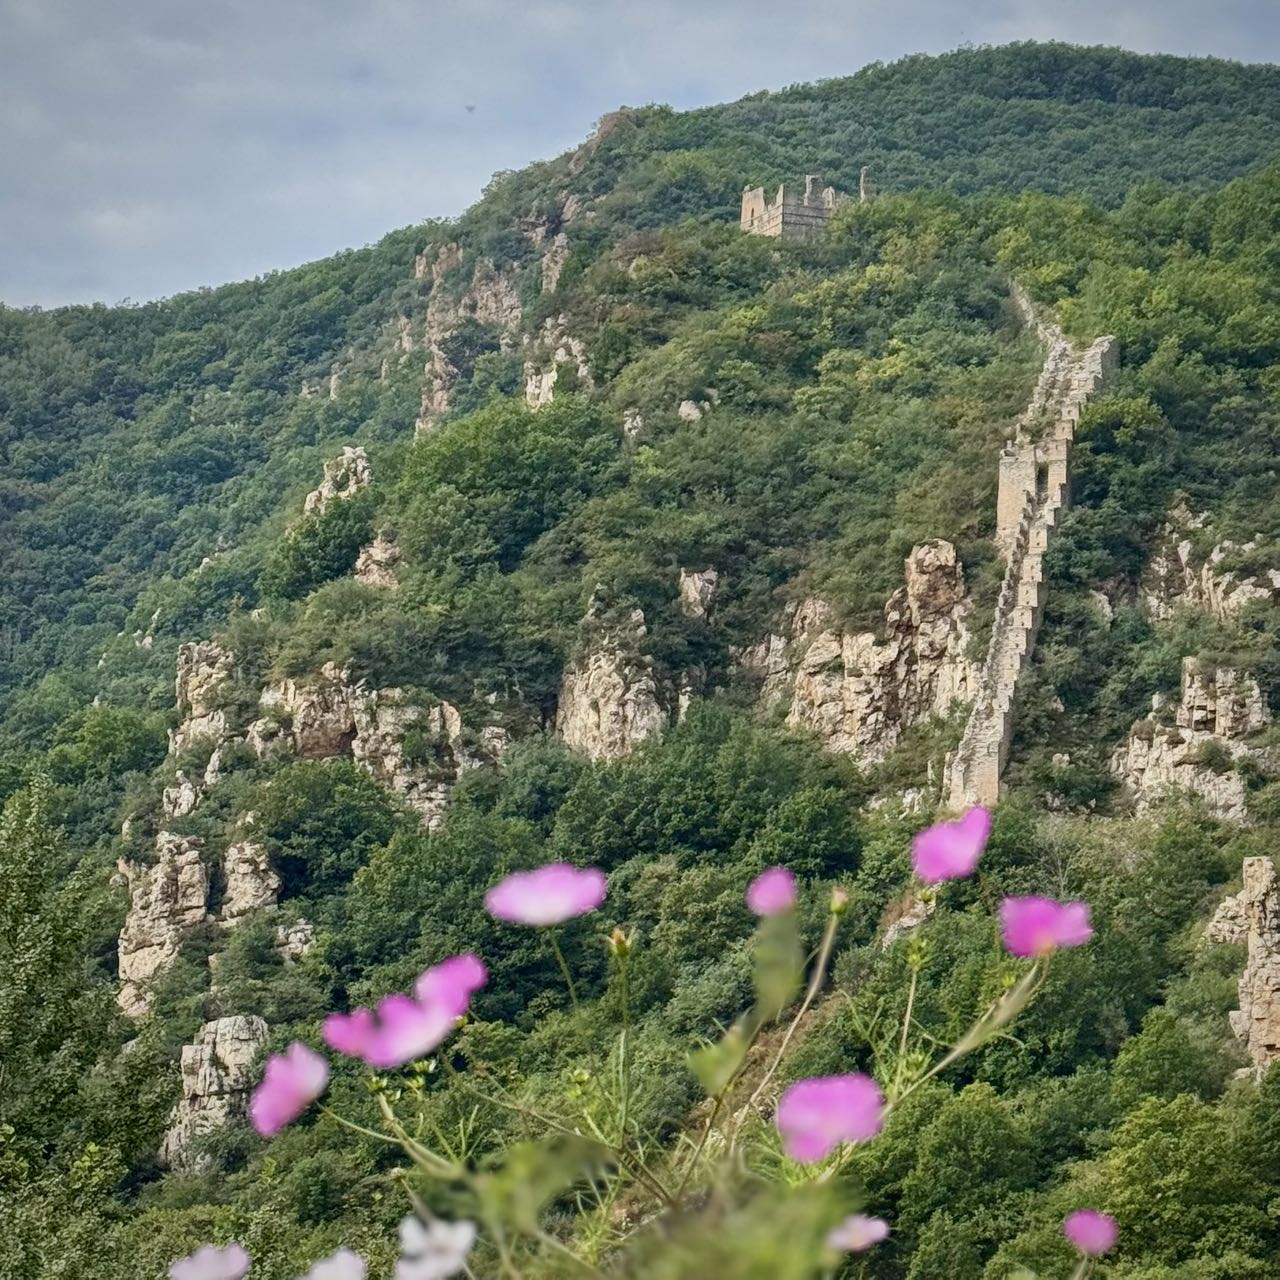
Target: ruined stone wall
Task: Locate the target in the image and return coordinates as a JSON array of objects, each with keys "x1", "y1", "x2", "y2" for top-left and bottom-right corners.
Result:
[
  {"x1": 740, "y1": 176, "x2": 848, "y2": 242},
  {"x1": 944, "y1": 292, "x2": 1116, "y2": 809}
]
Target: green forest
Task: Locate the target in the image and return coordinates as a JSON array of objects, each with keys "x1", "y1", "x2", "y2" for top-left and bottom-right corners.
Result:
[{"x1": 3, "y1": 40, "x2": 1280, "y2": 1279}]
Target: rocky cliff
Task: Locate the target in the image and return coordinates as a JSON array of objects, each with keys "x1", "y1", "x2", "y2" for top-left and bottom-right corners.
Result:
[
  {"x1": 1111, "y1": 657, "x2": 1269, "y2": 821},
  {"x1": 158, "y1": 1015, "x2": 269, "y2": 1171},
  {"x1": 117, "y1": 833, "x2": 210, "y2": 1018},
  {"x1": 739, "y1": 541, "x2": 977, "y2": 763},
  {"x1": 1206, "y1": 858, "x2": 1280, "y2": 1076},
  {"x1": 557, "y1": 599, "x2": 667, "y2": 761},
  {"x1": 1143, "y1": 504, "x2": 1280, "y2": 622},
  {"x1": 302, "y1": 446, "x2": 372, "y2": 517}
]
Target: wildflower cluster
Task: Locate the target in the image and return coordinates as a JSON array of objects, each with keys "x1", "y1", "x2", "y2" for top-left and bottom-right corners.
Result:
[{"x1": 173, "y1": 810, "x2": 1119, "y2": 1278}]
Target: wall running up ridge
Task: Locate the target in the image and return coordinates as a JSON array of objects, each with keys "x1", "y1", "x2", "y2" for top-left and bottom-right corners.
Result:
[{"x1": 944, "y1": 288, "x2": 1117, "y2": 809}]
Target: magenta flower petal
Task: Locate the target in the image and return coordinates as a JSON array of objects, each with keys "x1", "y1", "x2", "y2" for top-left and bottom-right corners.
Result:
[
  {"x1": 414, "y1": 953, "x2": 488, "y2": 1012},
  {"x1": 746, "y1": 866, "x2": 797, "y2": 916},
  {"x1": 776, "y1": 1073, "x2": 885, "y2": 1163},
  {"x1": 912, "y1": 806, "x2": 991, "y2": 884},
  {"x1": 1000, "y1": 896, "x2": 1094, "y2": 957},
  {"x1": 484, "y1": 863, "x2": 607, "y2": 926},
  {"x1": 1063, "y1": 1210, "x2": 1117, "y2": 1256},
  {"x1": 826, "y1": 1213, "x2": 890, "y2": 1253},
  {"x1": 169, "y1": 1243, "x2": 251, "y2": 1280},
  {"x1": 322, "y1": 1007, "x2": 377, "y2": 1058},
  {"x1": 249, "y1": 1042, "x2": 328, "y2": 1137},
  {"x1": 360, "y1": 994, "x2": 454, "y2": 1069}
]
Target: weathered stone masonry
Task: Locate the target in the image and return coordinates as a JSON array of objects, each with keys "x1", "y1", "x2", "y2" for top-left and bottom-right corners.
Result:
[
  {"x1": 944, "y1": 289, "x2": 1117, "y2": 808},
  {"x1": 740, "y1": 175, "x2": 850, "y2": 241}
]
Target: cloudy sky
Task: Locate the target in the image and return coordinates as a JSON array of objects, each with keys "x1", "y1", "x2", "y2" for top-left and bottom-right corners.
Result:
[{"x1": 2, "y1": 0, "x2": 1277, "y2": 308}]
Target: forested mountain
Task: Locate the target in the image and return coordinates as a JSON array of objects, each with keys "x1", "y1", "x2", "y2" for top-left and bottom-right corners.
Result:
[{"x1": 3, "y1": 41, "x2": 1280, "y2": 1279}]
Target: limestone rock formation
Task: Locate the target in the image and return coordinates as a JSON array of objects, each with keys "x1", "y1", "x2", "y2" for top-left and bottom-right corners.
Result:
[
  {"x1": 162, "y1": 771, "x2": 200, "y2": 818},
  {"x1": 622, "y1": 407, "x2": 645, "y2": 443},
  {"x1": 220, "y1": 839, "x2": 280, "y2": 925},
  {"x1": 1110, "y1": 658, "x2": 1269, "y2": 821},
  {"x1": 523, "y1": 316, "x2": 592, "y2": 408},
  {"x1": 248, "y1": 664, "x2": 505, "y2": 829},
  {"x1": 170, "y1": 640, "x2": 235, "y2": 758},
  {"x1": 557, "y1": 601, "x2": 667, "y2": 761},
  {"x1": 354, "y1": 532, "x2": 401, "y2": 588},
  {"x1": 415, "y1": 244, "x2": 523, "y2": 432},
  {"x1": 303, "y1": 446, "x2": 372, "y2": 517},
  {"x1": 1142, "y1": 508, "x2": 1279, "y2": 622},
  {"x1": 350, "y1": 684, "x2": 509, "y2": 830},
  {"x1": 117, "y1": 833, "x2": 210, "y2": 1017},
  {"x1": 880, "y1": 890, "x2": 935, "y2": 950},
  {"x1": 783, "y1": 541, "x2": 979, "y2": 762},
  {"x1": 677, "y1": 568, "x2": 719, "y2": 620},
  {"x1": 276, "y1": 918, "x2": 316, "y2": 964},
  {"x1": 159, "y1": 1015, "x2": 269, "y2": 1171},
  {"x1": 1206, "y1": 858, "x2": 1280, "y2": 1076}
]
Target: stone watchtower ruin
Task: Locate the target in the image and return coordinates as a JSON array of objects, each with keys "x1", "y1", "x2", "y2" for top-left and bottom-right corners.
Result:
[{"x1": 740, "y1": 171, "x2": 869, "y2": 241}]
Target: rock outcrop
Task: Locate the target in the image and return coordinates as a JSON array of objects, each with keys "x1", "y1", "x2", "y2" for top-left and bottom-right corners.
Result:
[
  {"x1": 1142, "y1": 507, "x2": 1279, "y2": 622},
  {"x1": 677, "y1": 568, "x2": 719, "y2": 620},
  {"x1": 249, "y1": 663, "x2": 506, "y2": 830},
  {"x1": 302, "y1": 446, "x2": 372, "y2": 517},
  {"x1": 162, "y1": 771, "x2": 201, "y2": 819},
  {"x1": 944, "y1": 289, "x2": 1116, "y2": 808},
  {"x1": 415, "y1": 245, "x2": 523, "y2": 433},
  {"x1": 170, "y1": 641, "x2": 236, "y2": 759},
  {"x1": 523, "y1": 316, "x2": 592, "y2": 408},
  {"x1": 220, "y1": 838, "x2": 280, "y2": 926},
  {"x1": 354, "y1": 532, "x2": 401, "y2": 588},
  {"x1": 557, "y1": 601, "x2": 667, "y2": 761},
  {"x1": 117, "y1": 833, "x2": 210, "y2": 1017},
  {"x1": 777, "y1": 541, "x2": 979, "y2": 762},
  {"x1": 1206, "y1": 858, "x2": 1280, "y2": 1076},
  {"x1": 159, "y1": 1015, "x2": 269, "y2": 1171},
  {"x1": 1110, "y1": 657, "x2": 1269, "y2": 821}
]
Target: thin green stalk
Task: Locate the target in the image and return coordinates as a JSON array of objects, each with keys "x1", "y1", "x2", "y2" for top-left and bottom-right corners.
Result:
[
  {"x1": 892, "y1": 965, "x2": 920, "y2": 1098},
  {"x1": 737, "y1": 910, "x2": 842, "y2": 1139},
  {"x1": 549, "y1": 931, "x2": 580, "y2": 1013},
  {"x1": 534, "y1": 1227, "x2": 606, "y2": 1278}
]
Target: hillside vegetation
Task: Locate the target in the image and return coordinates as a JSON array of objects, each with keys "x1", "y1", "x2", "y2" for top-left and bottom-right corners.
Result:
[{"x1": 3, "y1": 42, "x2": 1280, "y2": 1280}]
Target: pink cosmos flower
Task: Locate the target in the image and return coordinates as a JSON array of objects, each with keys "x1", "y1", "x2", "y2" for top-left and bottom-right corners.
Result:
[
  {"x1": 249, "y1": 1042, "x2": 329, "y2": 1137},
  {"x1": 912, "y1": 806, "x2": 991, "y2": 884},
  {"x1": 1063, "y1": 1210, "x2": 1117, "y2": 1256},
  {"x1": 322, "y1": 954, "x2": 487, "y2": 1069},
  {"x1": 1000, "y1": 896, "x2": 1093, "y2": 957},
  {"x1": 300, "y1": 1250, "x2": 367, "y2": 1280},
  {"x1": 826, "y1": 1213, "x2": 890, "y2": 1252},
  {"x1": 169, "y1": 1243, "x2": 251, "y2": 1280},
  {"x1": 746, "y1": 866, "x2": 797, "y2": 916},
  {"x1": 485, "y1": 863, "x2": 606, "y2": 926},
  {"x1": 776, "y1": 1073, "x2": 885, "y2": 1163}
]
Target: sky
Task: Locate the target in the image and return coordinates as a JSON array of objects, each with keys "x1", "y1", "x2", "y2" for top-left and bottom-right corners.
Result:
[{"x1": 2, "y1": 0, "x2": 1277, "y2": 308}]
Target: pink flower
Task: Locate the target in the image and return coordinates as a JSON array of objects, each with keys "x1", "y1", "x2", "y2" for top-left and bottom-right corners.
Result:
[
  {"x1": 1063, "y1": 1209, "x2": 1117, "y2": 1256},
  {"x1": 912, "y1": 806, "x2": 991, "y2": 884},
  {"x1": 169, "y1": 1243, "x2": 251, "y2": 1280},
  {"x1": 826, "y1": 1213, "x2": 890, "y2": 1252},
  {"x1": 485, "y1": 863, "x2": 606, "y2": 926},
  {"x1": 300, "y1": 1249, "x2": 366, "y2": 1280},
  {"x1": 776, "y1": 1073, "x2": 885, "y2": 1163},
  {"x1": 249, "y1": 1042, "x2": 328, "y2": 1137},
  {"x1": 1000, "y1": 896, "x2": 1093, "y2": 957},
  {"x1": 397, "y1": 1216, "x2": 477, "y2": 1279},
  {"x1": 323, "y1": 955, "x2": 487, "y2": 1069},
  {"x1": 746, "y1": 866, "x2": 797, "y2": 916}
]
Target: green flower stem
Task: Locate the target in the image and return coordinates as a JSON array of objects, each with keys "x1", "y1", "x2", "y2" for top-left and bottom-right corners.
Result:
[{"x1": 548, "y1": 931, "x2": 580, "y2": 1013}]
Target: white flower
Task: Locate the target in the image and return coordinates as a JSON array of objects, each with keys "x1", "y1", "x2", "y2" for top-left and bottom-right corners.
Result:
[
  {"x1": 170, "y1": 1244, "x2": 252, "y2": 1280},
  {"x1": 396, "y1": 1216, "x2": 477, "y2": 1280},
  {"x1": 298, "y1": 1248, "x2": 366, "y2": 1280}
]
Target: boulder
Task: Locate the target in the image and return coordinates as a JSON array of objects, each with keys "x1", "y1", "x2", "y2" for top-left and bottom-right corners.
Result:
[
  {"x1": 302, "y1": 446, "x2": 372, "y2": 517},
  {"x1": 158, "y1": 1015, "x2": 269, "y2": 1171}
]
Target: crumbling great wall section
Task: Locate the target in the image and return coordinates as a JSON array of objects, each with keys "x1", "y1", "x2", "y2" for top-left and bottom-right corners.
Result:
[{"x1": 944, "y1": 289, "x2": 1117, "y2": 808}]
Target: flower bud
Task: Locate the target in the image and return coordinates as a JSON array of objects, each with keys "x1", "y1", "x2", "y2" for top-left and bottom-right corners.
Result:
[
  {"x1": 607, "y1": 926, "x2": 632, "y2": 957},
  {"x1": 830, "y1": 886, "x2": 850, "y2": 916}
]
